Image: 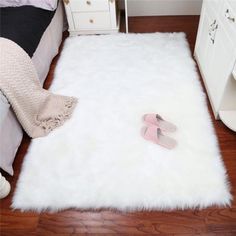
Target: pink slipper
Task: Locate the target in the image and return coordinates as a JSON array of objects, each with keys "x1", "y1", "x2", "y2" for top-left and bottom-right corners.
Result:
[
  {"x1": 141, "y1": 126, "x2": 177, "y2": 150},
  {"x1": 143, "y1": 113, "x2": 177, "y2": 132}
]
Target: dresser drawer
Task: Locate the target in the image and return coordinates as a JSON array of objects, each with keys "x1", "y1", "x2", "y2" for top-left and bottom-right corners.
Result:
[
  {"x1": 73, "y1": 12, "x2": 111, "y2": 30},
  {"x1": 70, "y1": 0, "x2": 109, "y2": 12}
]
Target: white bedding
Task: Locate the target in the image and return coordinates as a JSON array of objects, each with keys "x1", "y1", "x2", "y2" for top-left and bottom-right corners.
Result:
[
  {"x1": 0, "y1": 0, "x2": 65, "y2": 175},
  {"x1": 0, "y1": 0, "x2": 58, "y2": 11}
]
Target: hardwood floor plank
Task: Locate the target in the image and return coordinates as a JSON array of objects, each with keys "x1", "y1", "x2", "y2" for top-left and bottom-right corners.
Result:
[
  {"x1": 36, "y1": 210, "x2": 209, "y2": 235},
  {"x1": 36, "y1": 209, "x2": 236, "y2": 235},
  {"x1": 0, "y1": 209, "x2": 38, "y2": 235}
]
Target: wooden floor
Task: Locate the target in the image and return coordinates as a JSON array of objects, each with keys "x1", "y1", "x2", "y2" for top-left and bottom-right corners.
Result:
[{"x1": 1, "y1": 15, "x2": 236, "y2": 236}]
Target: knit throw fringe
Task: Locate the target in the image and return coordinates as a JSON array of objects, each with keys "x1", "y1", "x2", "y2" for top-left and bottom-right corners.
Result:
[{"x1": 0, "y1": 37, "x2": 77, "y2": 138}]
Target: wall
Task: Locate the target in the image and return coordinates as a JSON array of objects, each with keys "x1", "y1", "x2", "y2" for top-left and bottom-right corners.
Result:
[{"x1": 118, "y1": 0, "x2": 203, "y2": 16}]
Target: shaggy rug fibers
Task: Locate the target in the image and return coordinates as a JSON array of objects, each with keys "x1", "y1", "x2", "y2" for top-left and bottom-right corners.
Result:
[{"x1": 12, "y1": 33, "x2": 231, "y2": 211}]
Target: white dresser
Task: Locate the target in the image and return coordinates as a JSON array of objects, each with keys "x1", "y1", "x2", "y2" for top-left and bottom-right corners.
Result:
[
  {"x1": 63, "y1": 0, "x2": 119, "y2": 36},
  {"x1": 195, "y1": 0, "x2": 236, "y2": 131}
]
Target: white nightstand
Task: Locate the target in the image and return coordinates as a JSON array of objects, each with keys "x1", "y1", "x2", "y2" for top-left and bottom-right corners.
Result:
[
  {"x1": 194, "y1": 0, "x2": 236, "y2": 131},
  {"x1": 63, "y1": 0, "x2": 120, "y2": 36}
]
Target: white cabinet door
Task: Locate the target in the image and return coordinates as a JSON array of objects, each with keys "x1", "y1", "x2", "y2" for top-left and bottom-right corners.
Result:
[
  {"x1": 207, "y1": 26, "x2": 235, "y2": 111},
  {"x1": 205, "y1": 0, "x2": 223, "y2": 15},
  {"x1": 195, "y1": 5, "x2": 215, "y2": 80},
  {"x1": 195, "y1": 0, "x2": 236, "y2": 129}
]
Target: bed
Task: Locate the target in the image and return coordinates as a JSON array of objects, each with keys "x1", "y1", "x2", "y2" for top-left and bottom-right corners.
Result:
[{"x1": 0, "y1": 0, "x2": 65, "y2": 175}]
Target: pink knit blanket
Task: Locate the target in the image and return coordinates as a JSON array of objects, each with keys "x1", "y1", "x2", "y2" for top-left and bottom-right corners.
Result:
[{"x1": 0, "y1": 37, "x2": 77, "y2": 138}]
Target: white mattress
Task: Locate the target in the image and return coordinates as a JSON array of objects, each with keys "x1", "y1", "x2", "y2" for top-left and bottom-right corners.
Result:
[{"x1": 0, "y1": 0, "x2": 65, "y2": 175}]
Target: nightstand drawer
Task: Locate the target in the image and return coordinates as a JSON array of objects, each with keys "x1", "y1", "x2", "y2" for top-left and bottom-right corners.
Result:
[
  {"x1": 73, "y1": 12, "x2": 111, "y2": 30},
  {"x1": 70, "y1": 0, "x2": 109, "y2": 12}
]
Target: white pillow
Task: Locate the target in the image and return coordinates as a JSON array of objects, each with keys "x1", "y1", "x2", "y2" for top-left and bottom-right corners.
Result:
[{"x1": 0, "y1": 0, "x2": 58, "y2": 11}]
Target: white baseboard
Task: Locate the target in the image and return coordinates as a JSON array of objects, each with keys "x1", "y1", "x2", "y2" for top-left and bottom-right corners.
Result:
[{"x1": 119, "y1": 0, "x2": 203, "y2": 16}]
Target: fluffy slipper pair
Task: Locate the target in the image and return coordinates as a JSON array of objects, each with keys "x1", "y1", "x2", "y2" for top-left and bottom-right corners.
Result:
[{"x1": 142, "y1": 114, "x2": 177, "y2": 149}]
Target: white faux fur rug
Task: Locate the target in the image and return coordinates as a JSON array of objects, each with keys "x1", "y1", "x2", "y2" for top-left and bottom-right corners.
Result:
[{"x1": 13, "y1": 33, "x2": 231, "y2": 212}]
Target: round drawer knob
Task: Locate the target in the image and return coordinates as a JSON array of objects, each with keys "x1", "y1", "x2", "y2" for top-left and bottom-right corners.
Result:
[
  {"x1": 86, "y1": 1, "x2": 91, "y2": 5},
  {"x1": 89, "y1": 19, "x2": 94, "y2": 23}
]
